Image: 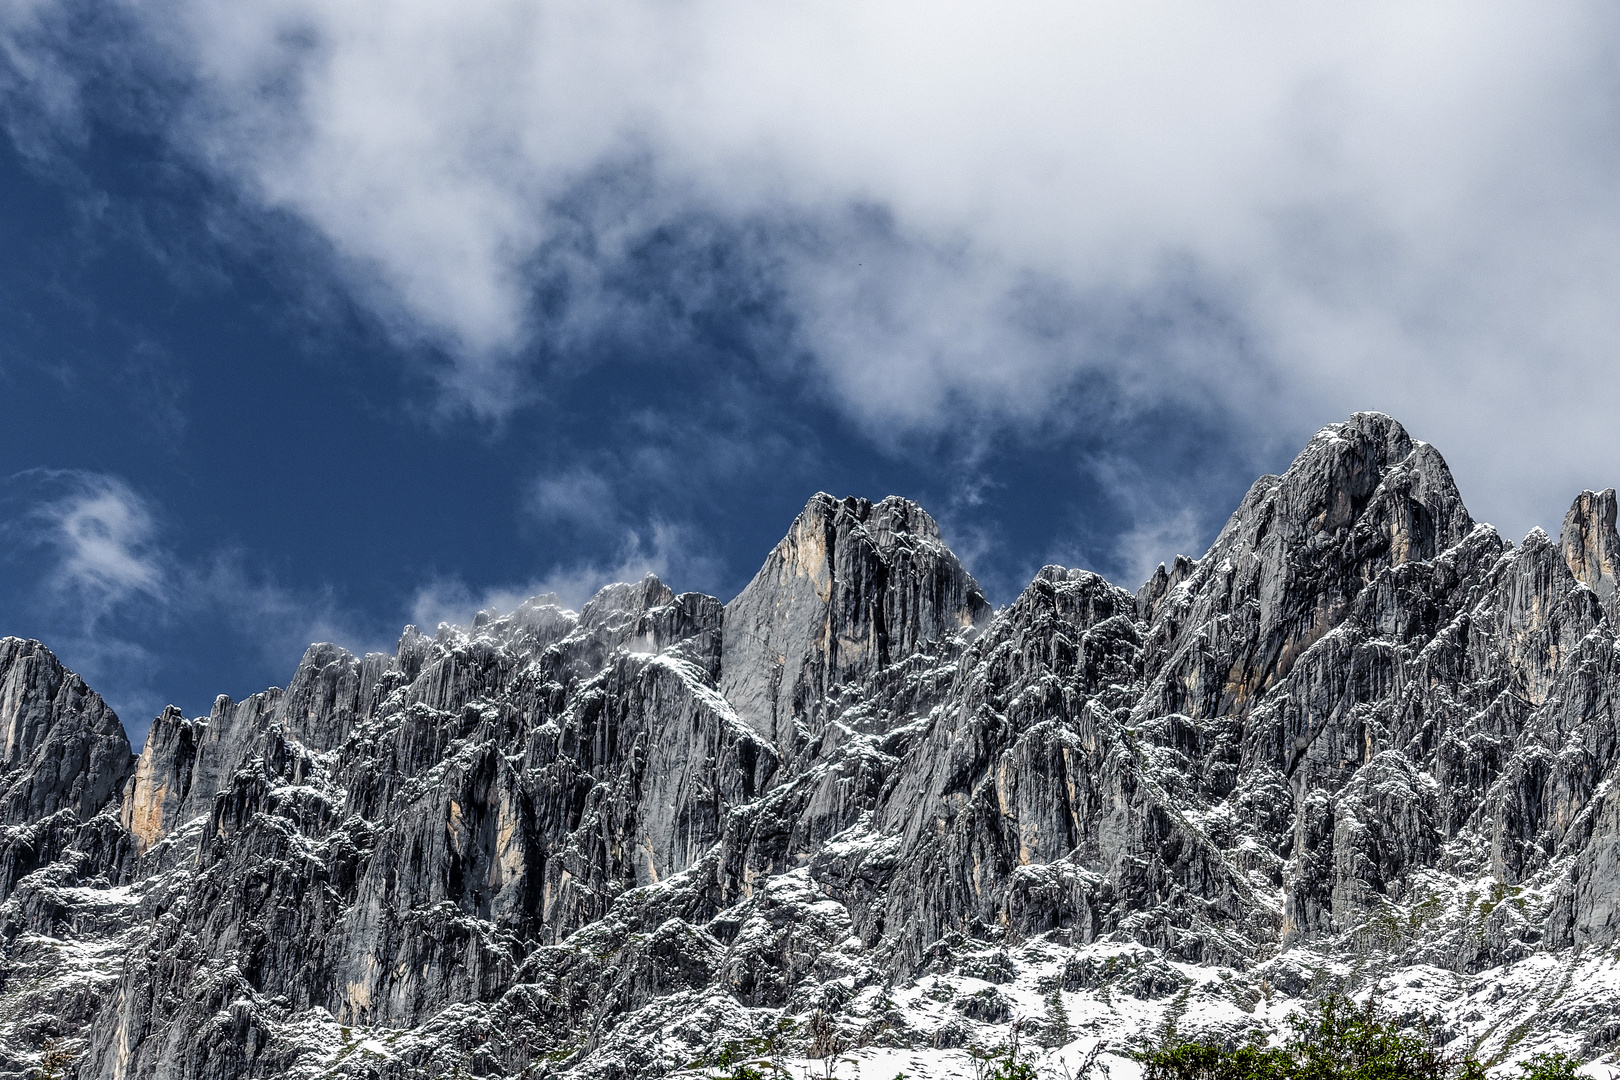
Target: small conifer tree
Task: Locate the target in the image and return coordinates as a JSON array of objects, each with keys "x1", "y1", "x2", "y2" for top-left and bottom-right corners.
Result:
[{"x1": 1042, "y1": 989, "x2": 1073, "y2": 1049}]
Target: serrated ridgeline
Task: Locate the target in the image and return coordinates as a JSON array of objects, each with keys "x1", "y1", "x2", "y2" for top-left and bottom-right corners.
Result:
[{"x1": 2, "y1": 415, "x2": 1618, "y2": 1080}]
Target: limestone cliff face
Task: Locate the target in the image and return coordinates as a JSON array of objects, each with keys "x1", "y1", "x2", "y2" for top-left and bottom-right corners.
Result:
[
  {"x1": 0, "y1": 638, "x2": 132, "y2": 828},
  {"x1": 62, "y1": 581, "x2": 784, "y2": 1080},
  {"x1": 1561, "y1": 487, "x2": 1620, "y2": 606},
  {"x1": 121, "y1": 705, "x2": 195, "y2": 849},
  {"x1": 720, "y1": 494, "x2": 991, "y2": 754},
  {"x1": 7, "y1": 417, "x2": 1620, "y2": 1079}
]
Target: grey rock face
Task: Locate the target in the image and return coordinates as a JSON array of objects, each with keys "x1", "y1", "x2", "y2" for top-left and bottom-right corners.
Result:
[
  {"x1": 0, "y1": 638, "x2": 132, "y2": 828},
  {"x1": 1561, "y1": 487, "x2": 1620, "y2": 605},
  {"x1": 721, "y1": 494, "x2": 991, "y2": 754},
  {"x1": 1139, "y1": 413, "x2": 1474, "y2": 724},
  {"x1": 7, "y1": 420, "x2": 1620, "y2": 1078},
  {"x1": 871, "y1": 567, "x2": 1152, "y2": 966},
  {"x1": 0, "y1": 641, "x2": 134, "y2": 1079}
]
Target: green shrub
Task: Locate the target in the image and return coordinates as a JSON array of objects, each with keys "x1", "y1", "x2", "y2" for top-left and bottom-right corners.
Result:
[
  {"x1": 1139, "y1": 1038, "x2": 1294, "y2": 1080},
  {"x1": 1138, "y1": 994, "x2": 1513, "y2": 1080},
  {"x1": 1516, "y1": 1053, "x2": 1580, "y2": 1080}
]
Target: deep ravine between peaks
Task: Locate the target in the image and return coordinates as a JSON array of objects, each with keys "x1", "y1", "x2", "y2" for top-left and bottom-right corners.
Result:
[{"x1": 1, "y1": 413, "x2": 1618, "y2": 1080}]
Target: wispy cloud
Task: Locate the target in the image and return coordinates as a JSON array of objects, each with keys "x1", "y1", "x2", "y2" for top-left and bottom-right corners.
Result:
[
  {"x1": 527, "y1": 467, "x2": 619, "y2": 535},
  {"x1": 1082, "y1": 454, "x2": 1222, "y2": 590},
  {"x1": 188, "y1": 552, "x2": 391, "y2": 665},
  {"x1": 2, "y1": 470, "x2": 173, "y2": 727},
  {"x1": 30, "y1": 471, "x2": 166, "y2": 616},
  {"x1": 1105, "y1": 505, "x2": 1209, "y2": 594},
  {"x1": 410, "y1": 517, "x2": 723, "y2": 630}
]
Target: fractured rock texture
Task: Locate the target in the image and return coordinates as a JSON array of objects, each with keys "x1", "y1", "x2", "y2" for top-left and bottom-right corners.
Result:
[
  {"x1": 721, "y1": 494, "x2": 991, "y2": 754},
  {"x1": 4, "y1": 419, "x2": 1620, "y2": 1078}
]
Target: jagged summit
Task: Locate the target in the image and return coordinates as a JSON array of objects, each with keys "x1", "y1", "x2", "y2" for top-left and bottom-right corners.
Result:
[
  {"x1": 1561, "y1": 487, "x2": 1620, "y2": 604},
  {"x1": 5, "y1": 419, "x2": 1620, "y2": 1080},
  {"x1": 1136, "y1": 411, "x2": 1475, "y2": 723},
  {"x1": 719, "y1": 493, "x2": 990, "y2": 751},
  {"x1": 0, "y1": 637, "x2": 131, "y2": 825},
  {"x1": 1141, "y1": 412, "x2": 1472, "y2": 587}
]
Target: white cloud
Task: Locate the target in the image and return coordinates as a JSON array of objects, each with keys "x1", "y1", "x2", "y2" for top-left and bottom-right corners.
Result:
[
  {"x1": 29, "y1": 472, "x2": 166, "y2": 617},
  {"x1": 410, "y1": 518, "x2": 723, "y2": 629},
  {"x1": 10, "y1": 1, "x2": 1620, "y2": 536}
]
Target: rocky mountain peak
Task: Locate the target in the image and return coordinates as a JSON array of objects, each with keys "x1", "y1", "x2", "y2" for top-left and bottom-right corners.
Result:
[
  {"x1": 579, "y1": 573, "x2": 677, "y2": 628},
  {"x1": 1214, "y1": 411, "x2": 1470, "y2": 565},
  {"x1": 719, "y1": 492, "x2": 990, "y2": 751},
  {"x1": 1560, "y1": 487, "x2": 1620, "y2": 604},
  {"x1": 8, "y1": 418, "x2": 1620, "y2": 1080},
  {"x1": 1138, "y1": 411, "x2": 1474, "y2": 721},
  {"x1": 278, "y1": 640, "x2": 394, "y2": 752},
  {"x1": 0, "y1": 637, "x2": 132, "y2": 826},
  {"x1": 854, "y1": 493, "x2": 947, "y2": 554}
]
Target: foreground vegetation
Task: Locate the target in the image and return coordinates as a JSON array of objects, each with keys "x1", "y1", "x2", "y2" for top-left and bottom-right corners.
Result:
[
  {"x1": 1141, "y1": 996, "x2": 1581, "y2": 1080},
  {"x1": 686, "y1": 994, "x2": 1586, "y2": 1080}
]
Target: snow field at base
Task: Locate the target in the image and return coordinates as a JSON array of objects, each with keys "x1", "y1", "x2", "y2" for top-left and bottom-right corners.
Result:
[
  {"x1": 748, "y1": 1043, "x2": 1143, "y2": 1080},
  {"x1": 263, "y1": 922, "x2": 1620, "y2": 1080}
]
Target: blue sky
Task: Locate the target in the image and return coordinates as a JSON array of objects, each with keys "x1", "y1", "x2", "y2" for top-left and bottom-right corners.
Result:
[{"x1": 5, "y1": 1, "x2": 1620, "y2": 740}]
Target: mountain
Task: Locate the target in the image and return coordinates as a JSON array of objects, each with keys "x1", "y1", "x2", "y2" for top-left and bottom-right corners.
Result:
[{"x1": 2, "y1": 418, "x2": 1618, "y2": 1080}]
